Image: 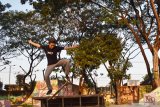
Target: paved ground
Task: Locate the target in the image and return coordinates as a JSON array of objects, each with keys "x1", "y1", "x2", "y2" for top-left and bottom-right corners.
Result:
[
  {"x1": 109, "y1": 103, "x2": 159, "y2": 107},
  {"x1": 14, "y1": 103, "x2": 159, "y2": 107}
]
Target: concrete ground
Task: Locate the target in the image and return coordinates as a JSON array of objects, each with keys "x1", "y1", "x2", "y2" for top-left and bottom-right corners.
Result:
[{"x1": 109, "y1": 103, "x2": 159, "y2": 107}]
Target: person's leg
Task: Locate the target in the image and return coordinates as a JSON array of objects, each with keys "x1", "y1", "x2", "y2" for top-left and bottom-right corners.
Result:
[
  {"x1": 55, "y1": 59, "x2": 70, "y2": 78},
  {"x1": 44, "y1": 65, "x2": 56, "y2": 94}
]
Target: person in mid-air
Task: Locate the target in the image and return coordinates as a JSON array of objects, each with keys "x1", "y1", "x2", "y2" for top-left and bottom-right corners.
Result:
[{"x1": 28, "y1": 38, "x2": 78, "y2": 95}]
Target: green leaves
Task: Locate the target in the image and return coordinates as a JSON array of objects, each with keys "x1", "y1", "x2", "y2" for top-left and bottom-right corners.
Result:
[{"x1": 68, "y1": 34, "x2": 122, "y2": 69}]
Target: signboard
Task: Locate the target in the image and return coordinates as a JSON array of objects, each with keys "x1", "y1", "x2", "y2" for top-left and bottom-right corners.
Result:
[
  {"x1": 127, "y1": 80, "x2": 140, "y2": 86},
  {"x1": 119, "y1": 86, "x2": 139, "y2": 104}
]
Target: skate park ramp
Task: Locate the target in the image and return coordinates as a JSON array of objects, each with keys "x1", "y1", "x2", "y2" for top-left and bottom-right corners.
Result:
[{"x1": 139, "y1": 87, "x2": 160, "y2": 105}]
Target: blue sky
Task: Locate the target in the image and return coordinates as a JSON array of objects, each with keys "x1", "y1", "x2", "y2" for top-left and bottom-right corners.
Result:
[
  {"x1": 0, "y1": 0, "x2": 152, "y2": 87},
  {"x1": 1, "y1": 0, "x2": 33, "y2": 11}
]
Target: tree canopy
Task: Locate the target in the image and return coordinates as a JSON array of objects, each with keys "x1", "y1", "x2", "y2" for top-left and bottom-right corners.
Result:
[{"x1": 70, "y1": 34, "x2": 122, "y2": 69}]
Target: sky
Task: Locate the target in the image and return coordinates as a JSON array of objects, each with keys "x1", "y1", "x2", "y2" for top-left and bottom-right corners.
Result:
[
  {"x1": 1, "y1": 0, "x2": 33, "y2": 12},
  {"x1": 0, "y1": 0, "x2": 153, "y2": 87}
]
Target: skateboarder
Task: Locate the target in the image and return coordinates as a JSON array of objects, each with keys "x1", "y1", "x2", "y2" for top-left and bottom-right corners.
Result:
[{"x1": 28, "y1": 38, "x2": 78, "y2": 95}]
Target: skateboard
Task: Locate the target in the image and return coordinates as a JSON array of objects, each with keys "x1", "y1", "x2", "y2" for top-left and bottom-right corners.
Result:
[{"x1": 47, "y1": 81, "x2": 69, "y2": 100}]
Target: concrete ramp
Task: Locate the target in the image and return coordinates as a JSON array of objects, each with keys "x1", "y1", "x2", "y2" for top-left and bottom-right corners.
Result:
[
  {"x1": 31, "y1": 80, "x2": 58, "y2": 97},
  {"x1": 139, "y1": 87, "x2": 160, "y2": 105},
  {"x1": 24, "y1": 80, "x2": 58, "y2": 106}
]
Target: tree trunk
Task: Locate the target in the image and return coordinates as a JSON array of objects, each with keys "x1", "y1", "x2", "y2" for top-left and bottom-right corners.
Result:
[
  {"x1": 124, "y1": 20, "x2": 153, "y2": 81},
  {"x1": 153, "y1": 45, "x2": 160, "y2": 88},
  {"x1": 114, "y1": 80, "x2": 121, "y2": 104}
]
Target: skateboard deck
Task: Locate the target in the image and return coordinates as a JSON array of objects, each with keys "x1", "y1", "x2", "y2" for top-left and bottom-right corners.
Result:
[{"x1": 48, "y1": 81, "x2": 69, "y2": 100}]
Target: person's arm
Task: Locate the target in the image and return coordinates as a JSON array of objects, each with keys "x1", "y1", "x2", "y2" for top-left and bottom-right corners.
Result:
[
  {"x1": 64, "y1": 45, "x2": 79, "y2": 50},
  {"x1": 28, "y1": 40, "x2": 41, "y2": 48}
]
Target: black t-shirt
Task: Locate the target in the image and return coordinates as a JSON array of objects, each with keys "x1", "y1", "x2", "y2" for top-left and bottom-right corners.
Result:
[{"x1": 41, "y1": 45, "x2": 64, "y2": 65}]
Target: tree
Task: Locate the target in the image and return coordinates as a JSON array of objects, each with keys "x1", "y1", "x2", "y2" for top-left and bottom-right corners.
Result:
[
  {"x1": 115, "y1": 0, "x2": 160, "y2": 88},
  {"x1": 82, "y1": 0, "x2": 160, "y2": 88},
  {"x1": 19, "y1": 1, "x2": 136, "y2": 93},
  {"x1": 9, "y1": 0, "x2": 142, "y2": 86},
  {"x1": 20, "y1": 0, "x2": 92, "y2": 15},
  {"x1": 0, "y1": 11, "x2": 47, "y2": 88},
  {"x1": 68, "y1": 34, "x2": 123, "y2": 93},
  {"x1": 104, "y1": 36, "x2": 138, "y2": 104},
  {"x1": 0, "y1": 2, "x2": 11, "y2": 63},
  {"x1": 0, "y1": 9, "x2": 80, "y2": 88}
]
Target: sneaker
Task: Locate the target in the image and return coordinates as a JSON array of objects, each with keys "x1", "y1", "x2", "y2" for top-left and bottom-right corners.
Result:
[{"x1": 46, "y1": 90, "x2": 52, "y2": 95}]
